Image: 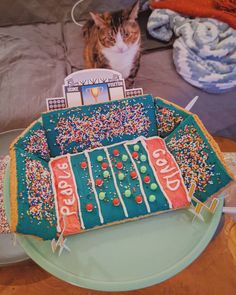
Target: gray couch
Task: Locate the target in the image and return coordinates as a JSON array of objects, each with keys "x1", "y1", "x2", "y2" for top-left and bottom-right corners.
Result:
[{"x1": 0, "y1": 0, "x2": 235, "y2": 139}]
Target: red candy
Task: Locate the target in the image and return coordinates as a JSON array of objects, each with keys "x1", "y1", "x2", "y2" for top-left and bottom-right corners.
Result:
[
  {"x1": 135, "y1": 195, "x2": 143, "y2": 204},
  {"x1": 101, "y1": 162, "x2": 108, "y2": 170},
  {"x1": 80, "y1": 161, "x2": 87, "y2": 169},
  {"x1": 130, "y1": 171, "x2": 137, "y2": 179},
  {"x1": 113, "y1": 149, "x2": 120, "y2": 156},
  {"x1": 113, "y1": 198, "x2": 120, "y2": 206},
  {"x1": 132, "y1": 151, "x2": 139, "y2": 159},
  {"x1": 144, "y1": 176, "x2": 150, "y2": 183},
  {"x1": 86, "y1": 203, "x2": 93, "y2": 212},
  {"x1": 116, "y1": 162, "x2": 123, "y2": 169},
  {"x1": 95, "y1": 178, "x2": 103, "y2": 186}
]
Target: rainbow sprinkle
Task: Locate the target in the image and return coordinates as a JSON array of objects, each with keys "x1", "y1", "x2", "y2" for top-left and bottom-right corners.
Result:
[
  {"x1": 23, "y1": 129, "x2": 50, "y2": 160},
  {"x1": 25, "y1": 158, "x2": 55, "y2": 226},
  {"x1": 55, "y1": 103, "x2": 151, "y2": 154},
  {"x1": 166, "y1": 125, "x2": 215, "y2": 192},
  {"x1": 156, "y1": 107, "x2": 183, "y2": 137}
]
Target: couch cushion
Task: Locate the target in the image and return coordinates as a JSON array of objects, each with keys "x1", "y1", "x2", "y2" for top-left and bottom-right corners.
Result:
[
  {"x1": 63, "y1": 22, "x2": 84, "y2": 72},
  {"x1": 135, "y1": 49, "x2": 236, "y2": 139},
  {"x1": 0, "y1": 23, "x2": 66, "y2": 132}
]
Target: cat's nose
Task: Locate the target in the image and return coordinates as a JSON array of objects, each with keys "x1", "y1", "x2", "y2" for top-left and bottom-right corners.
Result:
[{"x1": 117, "y1": 47, "x2": 125, "y2": 53}]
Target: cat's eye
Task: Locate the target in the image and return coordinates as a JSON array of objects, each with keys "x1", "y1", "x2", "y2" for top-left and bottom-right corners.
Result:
[
  {"x1": 108, "y1": 31, "x2": 115, "y2": 40},
  {"x1": 121, "y1": 30, "x2": 130, "y2": 38}
]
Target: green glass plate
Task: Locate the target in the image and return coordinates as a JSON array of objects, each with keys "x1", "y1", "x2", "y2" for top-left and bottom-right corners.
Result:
[{"x1": 3, "y1": 163, "x2": 223, "y2": 291}]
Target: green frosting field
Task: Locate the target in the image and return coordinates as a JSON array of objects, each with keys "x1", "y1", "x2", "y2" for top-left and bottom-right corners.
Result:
[{"x1": 62, "y1": 139, "x2": 171, "y2": 231}]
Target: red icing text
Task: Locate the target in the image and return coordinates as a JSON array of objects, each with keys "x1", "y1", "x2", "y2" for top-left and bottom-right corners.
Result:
[
  {"x1": 50, "y1": 156, "x2": 81, "y2": 235},
  {"x1": 145, "y1": 138, "x2": 190, "y2": 208}
]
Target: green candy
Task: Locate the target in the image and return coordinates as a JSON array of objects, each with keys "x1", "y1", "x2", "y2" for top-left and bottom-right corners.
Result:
[
  {"x1": 97, "y1": 155, "x2": 103, "y2": 162},
  {"x1": 99, "y1": 192, "x2": 106, "y2": 200},
  {"x1": 103, "y1": 170, "x2": 110, "y2": 178},
  {"x1": 118, "y1": 173, "x2": 125, "y2": 180},
  {"x1": 140, "y1": 154, "x2": 147, "y2": 162},
  {"x1": 124, "y1": 189, "x2": 131, "y2": 197},
  {"x1": 150, "y1": 183, "x2": 158, "y2": 190},
  {"x1": 122, "y1": 154, "x2": 128, "y2": 161},
  {"x1": 149, "y1": 195, "x2": 156, "y2": 202},
  {"x1": 133, "y1": 144, "x2": 140, "y2": 152},
  {"x1": 140, "y1": 166, "x2": 147, "y2": 174}
]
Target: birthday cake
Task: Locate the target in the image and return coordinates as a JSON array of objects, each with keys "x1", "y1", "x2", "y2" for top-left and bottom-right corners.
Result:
[{"x1": 9, "y1": 95, "x2": 234, "y2": 240}]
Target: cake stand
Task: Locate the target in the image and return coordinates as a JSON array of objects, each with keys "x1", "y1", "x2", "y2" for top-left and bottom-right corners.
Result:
[{"x1": 3, "y1": 157, "x2": 224, "y2": 290}]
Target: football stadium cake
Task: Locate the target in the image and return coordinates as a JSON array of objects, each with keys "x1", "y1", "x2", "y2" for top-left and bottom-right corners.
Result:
[{"x1": 9, "y1": 95, "x2": 234, "y2": 240}]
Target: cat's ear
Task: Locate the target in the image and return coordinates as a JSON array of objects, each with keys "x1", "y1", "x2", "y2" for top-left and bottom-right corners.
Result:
[
  {"x1": 90, "y1": 12, "x2": 106, "y2": 28},
  {"x1": 127, "y1": 1, "x2": 140, "y2": 20}
]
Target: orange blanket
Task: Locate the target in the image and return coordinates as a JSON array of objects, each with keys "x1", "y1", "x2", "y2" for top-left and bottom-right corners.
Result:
[{"x1": 150, "y1": 0, "x2": 236, "y2": 29}]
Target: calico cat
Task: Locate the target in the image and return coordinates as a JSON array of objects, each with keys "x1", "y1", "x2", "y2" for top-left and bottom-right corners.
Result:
[{"x1": 83, "y1": 1, "x2": 141, "y2": 88}]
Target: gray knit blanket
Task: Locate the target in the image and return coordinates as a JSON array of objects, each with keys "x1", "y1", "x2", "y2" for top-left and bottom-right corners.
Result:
[{"x1": 147, "y1": 9, "x2": 236, "y2": 93}]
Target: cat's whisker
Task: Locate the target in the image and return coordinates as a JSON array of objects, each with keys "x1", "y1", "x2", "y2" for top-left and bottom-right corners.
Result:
[
  {"x1": 89, "y1": 78, "x2": 97, "y2": 84},
  {"x1": 80, "y1": 80, "x2": 87, "y2": 85},
  {"x1": 101, "y1": 77, "x2": 108, "y2": 83}
]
